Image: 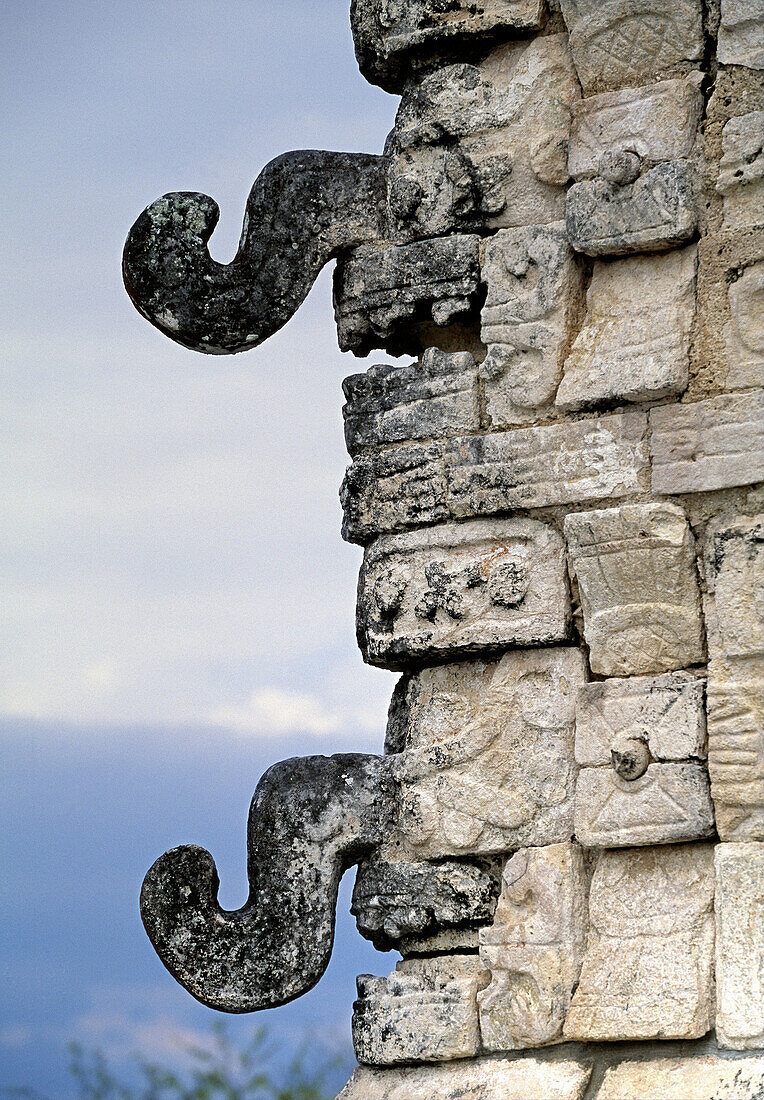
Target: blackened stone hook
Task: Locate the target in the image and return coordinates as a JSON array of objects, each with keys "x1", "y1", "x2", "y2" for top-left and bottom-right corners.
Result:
[
  {"x1": 123, "y1": 151, "x2": 386, "y2": 354},
  {"x1": 140, "y1": 753, "x2": 395, "y2": 1012}
]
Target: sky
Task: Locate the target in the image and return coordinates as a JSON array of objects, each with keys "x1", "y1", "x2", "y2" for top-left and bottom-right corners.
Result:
[{"x1": 1, "y1": 2, "x2": 403, "y2": 1094}]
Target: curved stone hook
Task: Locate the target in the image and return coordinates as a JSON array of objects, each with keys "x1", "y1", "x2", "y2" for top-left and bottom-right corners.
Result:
[
  {"x1": 123, "y1": 151, "x2": 386, "y2": 354},
  {"x1": 140, "y1": 753, "x2": 395, "y2": 1012}
]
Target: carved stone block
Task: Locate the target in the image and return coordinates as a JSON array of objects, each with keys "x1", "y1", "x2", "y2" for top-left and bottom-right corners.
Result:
[
  {"x1": 564, "y1": 503, "x2": 705, "y2": 677},
  {"x1": 717, "y1": 112, "x2": 764, "y2": 232},
  {"x1": 597, "y1": 1056, "x2": 764, "y2": 1100},
  {"x1": 337, "y1": 1057, "x2": 593, "y2": 1100},
  {"x1": 556, "y1": 245, "x2": 697, "y2": 412},
  {"x1": 725, "y1": 262, "x2": 764, "y2": 390},
  {"x1": 703, "y1": 514, "x2": 764, "y2": 662},
  {"x1": 342, "y1": 349, "x2": 479, "y2": 456},
  {"x1": 575, "y1": 672, "x2": 706, "y2": 766},
  {"x1": 352, "y1": 955, "x2": 489, "y2": 1066},
  {"x1": 563, "y1": 844, "x2": 715, "y2": 1041},
  {"x1": 715, "y1": 843, "x2": 764, "y2": 1050},
  {"x1": 568, "y1": 77, "x2": 703, "y2": 180},
  {"x1": 559, "y1": 0, "x2": 704, "y2": 94},
  {"x1": 334, "y1": 235, "x2": 481, "y2": 357},
  {"x1": 718, "y1": 0, "x2": 764, "y2": 70},
  {"x1": 357, "y1": 519, "x2": 571, "y2": 669},
  {"x1": 707, "y1": 658, "x2": 764, "y2": 841},
  {"x1": 566, "y1": 161, "x2": 697, "y2": 256},
  {"x1": 390, "y1": 648, "x2": 585, "y2": 856},
  {"x1": 480, "y1": 224, "x2": 584, "y2": 426},
  {"x1": 650, "y1": 391, "x2": 764, "y2": 495},
  {"x1": 478, "y1": 843, "x2": 587, "y2": 1050},
  {"x1": 341, "y1": 440, "x2": 449, "y2": 543}
]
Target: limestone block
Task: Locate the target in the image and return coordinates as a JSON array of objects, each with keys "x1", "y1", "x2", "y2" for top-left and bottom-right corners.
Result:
[
  {"x1": 575, "y1": 762, "x2": 715, "y2": 847},
  {"x1": 480, "y1": 224, "x2": 584, "y2": 426},
  {"x1": 388, "y1": 36, "x2": 580, "y2": 241},
  {"x1": 725, "y1": 262, "x2": 764, "y2": 389},
  {"x1": 564, "y1": 503, "x2": 705, "y2": 677},
  {"x1": 717, "y1": 112, "x2": 764, "y2": 232},
  {"x1": 703, "y1": 514, "x2": 764, "y2": 662},
  {"x1": 715, "y1": 843, "x2": 764, "y2": 1049},
  {"x1": 337, "y1": 1056, "x2": 592, "y2": 1100},
  {"x1": 707, "y1": 657, "x2": 764, "y2": 841},
  {"x1": 351, "y1": 858, "x2": 499, "y2": 952},
  {"x1": 568, "y1": 77, "x2": 703, "y2": 180},
  {"x1": 650, "y1": 391, "x2": 764, "y2": 495},
  {"x1": 596, "y1": 1056, "x2": 764, "y2": 1100},
  {"x1": 566, "y1": 161, "x2": 697, "y2": 256},
  {"x1": 559, "y1": 0, "x2": 703, "y2": 94},
  {"x1": 478, "y1": 843, "x2": 587, "y2": 1050},
  {"x1": 556, "y1": 245, "x2": 697, "y2": 412},
  {"x1": 334, "y1": 235, "x2": 481, "y2": 357},
  {"x1": 718, "y1": 0, "x2": 764, "y2": 70},
  {"x1": 342, "y1": 349, "x2": 479, "y2": 456},
  {"x1": 563, "y1": 844, "x2": 715, "y2": 1041},
  {"x1": 357, "y1": 519, "x2": 571, "y2": 669},
  {"x1": 390, "y1": 648, "x2": 585, "y2": 855},
  {"x1": 352, "y1": 955, "x2": 489, "y2": 1066},
  {"x1": 575, "y1": 672, "x2": 707, "y2": 766}
]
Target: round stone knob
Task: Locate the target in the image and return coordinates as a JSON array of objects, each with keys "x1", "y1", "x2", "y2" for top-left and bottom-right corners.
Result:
[
  {"x1": 599, "y1": 150, "x2": 642, "y2": 187},
  {"x1": 610, "y1": 735, "x2": 650, "y2": 781}
]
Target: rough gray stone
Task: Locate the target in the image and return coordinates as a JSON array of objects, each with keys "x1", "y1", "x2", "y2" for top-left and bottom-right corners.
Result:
[
  {"x1": 140, "y1": 754, "x2": 394, "y2": 1012},
  {"x1": 334, "y1": 235, "x2": 481, "y2": 357},
  {"x1": 566, "y1": 160, "x2": 697, "y2": 256},
  {"x1": 716, "y1": 112, "x2": 764, "y2": 232},
  {"x1": 563, "y1": 844, "x2": 716, "y2": 1042},
  {"x1": 725, "y1": 262, "x2": 764, "y2": 390},
  {"x1": 596, "y1": 1056, "x2": 764, "y2": 1099},
  {"x1": 715, "y1": 843, "x2": 764, "y2": 1050},
  {"x1": 564, "y1": 503, "x2": 705, "y2": 677},
  {"x1": 707, "y1": 657, "x2": 764, "y2": 841},
  {"x1": 718, "y1": 0, "x2": 764, "y2": 70},
  {"x1": 357, "y1": 519, "x2": 572, "y2": 669},
  {"x1": 351, "y1": 858, "x2": 500, "y2": 952},
  {"x1": 703, "y1": 514, "x2": 764, "y2": 662},
  {"x1": 337, "y1": 1056, "x2": 592, "y2": 1099},
  {"x1": 123, "y1": 152, "x2": 385, "y2": 355},
  {"x1": 650, "y1": 391, "x2": 764, "y2": 495}
]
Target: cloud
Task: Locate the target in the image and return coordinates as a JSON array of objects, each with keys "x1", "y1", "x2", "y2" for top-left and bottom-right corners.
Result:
[{"x1": 206, "y1": 686, "x2": 342, "y2": 736}]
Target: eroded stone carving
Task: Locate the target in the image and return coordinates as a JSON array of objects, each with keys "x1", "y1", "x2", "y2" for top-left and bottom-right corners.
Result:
[
  {"x1": 389, "y1": 649, "x2": 585, "y2": 856},
  {"x1": 564, "y1": 503, "x2": 705, "y2": 677},
  {"x1": 556, "y1": 245, "x2": 697, "y2": 411},
  {"x1": 597, "y1": 1056, "x2": 764, "y2": 1100},
  {"x1": 725, "y1": 262, "x2": 764, "y2": 390},
  {"x1": 563, "y1": 844, "x2": 716, "y2": 1041},
  {"x1": 715, "y1": 843, "x2": 764, "y2": 1050},
  {"x1": 718, "y1": 0, "x2": 764, "y2": 70},
  {"x1": 703, "y1": 514, "x2": 764, "y2": 663},
  {"x1": 337, "y1": 1057, "x2": 592, "y2": 1100},
  {"x1": 707, "y1": 659, "x2": 764, "y2": 841},
  {"x1": 478, "y1": 843, "x2": 587, "y2": 1050},
  {"x1": 716, "y1": 112, "x2": 764, "y2": 232}
]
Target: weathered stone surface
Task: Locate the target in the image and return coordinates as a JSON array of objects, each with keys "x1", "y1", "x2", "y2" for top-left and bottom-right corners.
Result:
[
  {"x1": 650, "y1": 391, "x2": 764, "y2": 495},
  {"x1": 559, "y1": 0, "x2": 703, "y2": 94},
  {"x1": 575, "y1": 762, "x2": 715, "y2": 847},
  {"x1": 337, "y1": 1056, "x2": 592, "y2": 1100},
  {"x1": 575, "y1": 672, "x2": 706, "y2": 765},
  {"x1": 140, "y1": 755, "x2": 395, "y2": 1012},
  {"x1": 566, "y1": 160, "x2": 697, "y2": 256},
  {"x1": 715, "y1": 843, "x2": 764, "y2": 1050},
  {"x1": 568, "y1": 77, "x2": 703, "y2": 180},
  {"x1": 707, "y1": 658, "x2": 764, "y2": 841},
  {"x1": 717, "y1": 112, "x2": 764, "y2": 232},
  {"x1": 357, "y1": 519, "x2": 571, "y2": 669},
  {"x1": 342, "y1": 349, "x2": 479, "y2": 456},
  {"x1": 556, "y1": 245, "x2": 697, "y2": 412},
  {"x1": 478, "y1": 843, "x2": 587, "y2": 1050},
  {"x1": 703, "y1": 514, "x2": 764, "y2": 662},
  {"x1": 351, "y1": 858, "x2": 499, "y2": 952},
  {"x1": 596, "y1": 1056, "x2": 764, "y2": 1100},
  {"x1": 564, "y1": 503, "x2": 705, "y2": 677},
  {"x1": 718, "y1": 0, "x2": 764, "y2": 70},
  {"x1": 352, "y1": 955, "x2": 488, "y2": 1066},
  {"x1": 725, "y1": 262, "x2": 764, "y2": 389},
  {"x1": 480, "y1": 224, "x2": 584, "y2": 426},
  {"x1": 388, "y1": 36, "x2": 580, "y2": 241},
  {"x1": 351, "y1": 0, "x2": 547, "y2": 93},
  {"x1": 390, "y1": 648, "x2": 585, "y2": 855},
  {"x1": 123, "y1": 152, "x2": 385, "y2": 355},
  {"x1": 563, "y1": 844, "x2": 715, "y2": 1041},
  {"x1": 334, "y1": 235, "x2": 481, "y2": 357}
]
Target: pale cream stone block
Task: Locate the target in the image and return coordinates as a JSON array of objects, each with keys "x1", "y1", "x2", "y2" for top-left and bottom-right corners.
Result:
[
  {"x1": 703, "y1": 514, "x2": 764, "y2": 662},
  {"x1": 707, "y1": 657, "x2": 764, "y2": 841},
  {"x1": 718, "y1": 0, "x2": 764, "y2": 70},
  {"x1": 392, "y1": 648, "x2": 586, "y2": 857},
  {"x1": 717, "y1": 112, "x2": 764, "y2": 232},
  {"x1": 725, "y1": 262, "x2": 764, "y2": 389},
  {"x1": 564, "y1": 503, "x2": 705, "y2": 677},
  {"x1": 650, "y1": 391, "x2": 764, "y2": 495},
  {"x1": 597, "y1": 1056, "x2": 764, "y2": 1099},
  {"x1": 556, "y1": 246, "x2": 697, "y2": 411},
  {"x1": 563, "y1": 844, "x2": 715, "y2": 1041},
  {"x1": 715, "y1": 842, "x2": 764, "y2": 1049}
]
